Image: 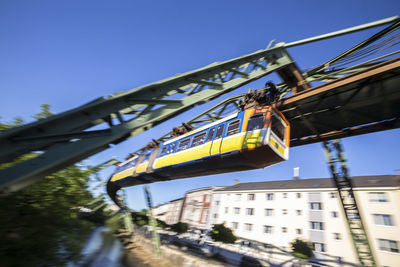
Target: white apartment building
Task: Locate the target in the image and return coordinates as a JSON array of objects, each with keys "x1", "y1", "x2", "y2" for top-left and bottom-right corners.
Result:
[
  {"x1": 211, "y1": 175, "x2": 400, "y2": 267},
  {"x1": 153, "y1": 198, "x2": 184, "y2": 225},
  {"x1": 153, "y1": 202, "x2": 173, "y2": 223},
  {"x1": 165, "y1": 198, "x2": 184, "y2": 225},
  {"x1": 181, "y1": 186, "x2": 222, "y2": 229}
]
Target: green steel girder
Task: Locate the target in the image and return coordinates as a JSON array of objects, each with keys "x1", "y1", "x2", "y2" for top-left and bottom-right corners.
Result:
[{"x1": 0, "y1": 46, "x2": 294, "y2": 193}]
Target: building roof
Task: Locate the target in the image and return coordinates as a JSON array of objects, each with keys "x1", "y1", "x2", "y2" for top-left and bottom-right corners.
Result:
[
  {"x1": 215, "y1": 175, "x2": 399, "y2": 192},
  {"x1": 186, "y1": 186, "x2": 224, "y2": 194}
]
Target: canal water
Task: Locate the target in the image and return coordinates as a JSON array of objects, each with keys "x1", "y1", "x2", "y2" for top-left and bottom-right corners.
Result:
[{"x1": 68, "y1": 226, "x2": 124, "y2": 267}]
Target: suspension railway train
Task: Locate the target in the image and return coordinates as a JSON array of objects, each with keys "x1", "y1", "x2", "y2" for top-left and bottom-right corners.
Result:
[{"x1": 107, "y1": 105, "x2": 290, "y2": 201}]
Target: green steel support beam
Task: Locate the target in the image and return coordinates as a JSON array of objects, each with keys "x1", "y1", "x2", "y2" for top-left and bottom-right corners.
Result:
[
  {"x1": 0, "y1": 46, "x2": 293, "y2": 193},
  {"x1": 323, "y1": 140, "x2": 377, "y2": 267},
  {"x1": 284, "y1": 16, "x2": 399, "y2": 48},
  {"x1": 144, "y1": 185, "x2": 161, "y2": 257}
]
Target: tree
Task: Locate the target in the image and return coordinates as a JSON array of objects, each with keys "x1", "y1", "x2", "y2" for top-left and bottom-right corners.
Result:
[
  {"x1": 170, "y1": 222, "x2": 189, "y2": 234},
  {"x1": 0, "y1": 105, "x2": 106, "y2": 267},
  {"x1": 290, "y1": 238, "x2": 313, "y2": 260},
  {"x1": 209, "y1": 223, "x2": 237, "y2": 243},
  {"x1": 32, "y1": 103, "x2": 53, "y2": 120}
]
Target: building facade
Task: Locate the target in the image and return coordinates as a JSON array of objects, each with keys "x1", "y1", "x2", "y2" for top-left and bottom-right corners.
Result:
[
  {"x1": 152, "y1": 202, "x2": 173, "y2": 223},
  {"x1": 152, "y1": 198, "x2": 184, "y2": 225},
  {"x1": 165, "y1": 198, "x2": 184, "y2": 225},
  {"x1": 211, "y1": 175, "x2": 400, "y2": 267},
  {"x1": 180, "y1": 186, "x2": 222, "y2": 229}
]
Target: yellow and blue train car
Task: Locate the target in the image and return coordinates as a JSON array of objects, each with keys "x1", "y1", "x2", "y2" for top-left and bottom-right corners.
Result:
[{"x1": 107, "y1": 105, "x2": 290, "y2": 194}]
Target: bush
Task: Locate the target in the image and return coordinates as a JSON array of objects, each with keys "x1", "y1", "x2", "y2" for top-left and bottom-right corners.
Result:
[
  {"x1": 170, "y1": 222, "x2": 189, "y2": 234},
  {"x1": 209, "y1": 223, "x2": 237, "y2": 244},
  {"x1": 157, "y1": 219, "x2": 168, "y2": 228},
  {"x1": 290, "y1": 238, "x2": 313, "y2": 259}
]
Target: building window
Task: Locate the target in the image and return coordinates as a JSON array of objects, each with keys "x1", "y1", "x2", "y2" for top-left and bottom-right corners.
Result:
[
  {"x1": 244, "y1": 223, "x2": 253, "y2": 231},
  {"x1": 283, "y1": 192, "x2": 288, "y2": 198},
  {"x1": 296, "y1": 193, "x2": 302, "y2": 198},
  {"x1": 310, "y1": 221, "x2": 324, "y2": 230},
  {"x1": 265, "y1": 208, "x2": 273, "y2": 216},
  {"x1": 369, "y1": 192, "x2": 388, "y2": 202},
  {"x1": 296, "y1": 210, "x2": 302, "y2": 216},
  {"x1": 282, "y1": 209, "x2": 288, "y2": 215},
  {"x1": 266, "y1": 193, "x2": 274, "y2": 200},
  {"x1": 296, "y1": 229, "x2": 302, "y2": 235},
  {"x1": 264, "y1": 225, "x2": 273, "y2": 234},
  {"x1": 312, "y1": 242, "x2": 326, "y2": 252},
  {"x1": 234, "y1": 194, "x2": 242, "y2": 201},
  {"x1": 232, "y1": 222, "x2": 239, "y2": 230},
  {"x1": 247, "y1": 194, "x2": 255, "y2": 201},
  {"x1": 329, "y1": 192, "x2": 336, "y2": 198},
  {"x1": 331, "y1": 211, "x2": 338, "y2": 218},
  {"x1": 215, "y1": 200, "x2": 220, "y2": 206},
  {"x1": 282, "y1": 227, "x2": 287, "y2": 233},
  {"x1": 310, "y1": 202, "x2": 323, "y2": 210},
  {"x1": 213, "y1": 213, "x2": 218, "y2": 219},
  {"x1": 234, "y1": 207, "x2": 241, "y2": 215},
  {"x1": 373, "y1": 214, "x2": 394, "y2": 226},
  {"x1": 333, "y1": 233, "x2": 341, "y2": 240},
  {"x1": 378, "y1": 239, "x2": 399, "y2": 253},
  {"x1": 225, "y1": 207, "x2": 229, "y2": 214},
  {"x1": 246, "y1": 208, "x2": 254, "y2": 216}
]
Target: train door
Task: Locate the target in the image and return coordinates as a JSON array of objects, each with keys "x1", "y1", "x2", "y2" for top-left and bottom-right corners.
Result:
[{"x1": 209, "y1": 123, "x2": 225, "y2": 155}]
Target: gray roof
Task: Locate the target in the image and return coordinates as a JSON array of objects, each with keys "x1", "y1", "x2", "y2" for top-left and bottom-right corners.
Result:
[{"x1": 215, "y1": 175, "x2": 399, "y2": 192}]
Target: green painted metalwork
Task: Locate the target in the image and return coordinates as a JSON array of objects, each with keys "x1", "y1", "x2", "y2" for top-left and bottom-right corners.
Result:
[
  {"x1": 0, "y1": 46, "x2": 293, "y2": 193},
  {"x1": 323, "y1": 140, "x2": 376, "y2": 267},
  {"x1": 122, "y1": 190, "x2": 134, "y2": 234},
  {"x1": 144, "y1": 185, "x2": 161, "y2": 257},
  {"x1": 284, "y1": 16, "x2": 399, "y2": 48}
]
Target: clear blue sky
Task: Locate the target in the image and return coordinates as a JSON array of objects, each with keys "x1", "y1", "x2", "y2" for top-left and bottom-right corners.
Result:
[{"x1": 0, "y1": 1, "x2": 399, "y2": 210}]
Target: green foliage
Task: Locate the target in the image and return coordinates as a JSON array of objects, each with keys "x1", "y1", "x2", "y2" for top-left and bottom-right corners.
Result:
[
  {"x1": 170, "y1": 222, "x2": 189, "y2": 234},
  {"x1": 130, "y1": 210, "x2": 168, "y2": 228},
  {"x1": 131, "y1": 211, "x2": 150, "y2": 226},
  {"x1": 0, "y1": 104, "x2": 107, "y2": 267},
  {"x1": 32, "y1": 103, "x2": 54, "y2": 120},
  {"x1": 292, "y1": 252, "x2": 310, "y2": 261},
  {"x1": 290, "y1": 238, "x2": 313, "y2": 259},
  {"x1": 209, "y1": 223, "x2": 237, "y2": 243},
  {"x1": 0, "y1": 164, "x2": 103, "y2": 266},
  {"x1": 156, "y1": 218, "x2": 168, "y2": 228}
]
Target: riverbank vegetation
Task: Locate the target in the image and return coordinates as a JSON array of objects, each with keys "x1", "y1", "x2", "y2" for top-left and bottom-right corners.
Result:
[{"x1": 0, "y1": 105, "x2": 109, "y2": 266}]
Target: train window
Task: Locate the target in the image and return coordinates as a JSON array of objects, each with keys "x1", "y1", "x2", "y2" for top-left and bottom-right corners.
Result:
[
  {"x1": 160, "y1": 145, "x2": 169, "y2": 157},
  {"x1": 271, "y1": 113, "x2": 285, "y2": 141},
  {"x1": 206, "y1": 128, "x2": 215, "y2": 142},
  {"x1": 177, "y1": 138, "x2": 191, "y2": 152},
  {"x1": 247, "y1": 114, "x2": 264, "y2": 131},
  {"x1": 191, "y1": 132, "x2": 206, "y2": 147},
  {"x1": 226, "y1": 120, "x2": 240, "y2": 136},
  {"x1": 169, "y1": 142, "x2": 177, "y2": 153},
  {"x1": 215, "y1": 124, "x2": 225, "y2": 139}
]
